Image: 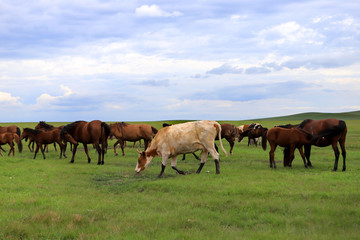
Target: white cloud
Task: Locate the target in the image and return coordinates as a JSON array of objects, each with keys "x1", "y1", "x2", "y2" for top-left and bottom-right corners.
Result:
[
  {"x1": 135, "y1": 5, "x2": 182, "y2": 17},
  {"x1": 0, "y1": 92, "x2": 22, "y2": 106},
  {"x1": 258, "y1": 21, "x2": 324, "y2": 45}
]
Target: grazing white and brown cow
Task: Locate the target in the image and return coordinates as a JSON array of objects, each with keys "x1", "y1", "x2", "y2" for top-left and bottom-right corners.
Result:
[{"x1": 135, "y1": 120, "x2": 228, "y2": 177}]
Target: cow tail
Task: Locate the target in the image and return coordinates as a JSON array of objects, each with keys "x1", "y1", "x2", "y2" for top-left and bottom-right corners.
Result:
[
  {"x1": 217, "y1": 123, "x2": 228, "y2": 157},
  {"x1": 262, "y1": 129, "x2": 268, "y2": 151},
  {"x1": 16, "y1": 127, "x2": 23, "y2": 153}
]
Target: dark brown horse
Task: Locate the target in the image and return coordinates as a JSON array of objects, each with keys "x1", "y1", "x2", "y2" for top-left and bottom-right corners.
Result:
[
  {"x1": 34, "y1": 121, "x2": 64, "y2": 152},
  {"x1": 262, "y1": 127, "x2": 313, "y2": 168},
  {"x1": 20, "y1": 128, "x2": 65, "y2": 159},
  {"x1": 109, "y1": 122, "x2": 157, "y2": 156},
  {"x1": 291, "y1": 119, "x2": 347, "y2": 171},
  {"x1": 0, "y1": 125, "x2": 22, "y2": 153},
  {"x1": 0, "y1": 132, "x2": 20, "y2": 157},
  {"x1": 239, "y1": 123, "x2": 268, "y2": 147},
  {"x1": 60, "y1": 120, "x2": 110, "y2": 164}
]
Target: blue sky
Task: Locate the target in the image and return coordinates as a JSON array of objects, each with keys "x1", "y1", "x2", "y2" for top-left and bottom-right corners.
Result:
[{"x1": 0, "y1": 0, "x2": 359, "y2": 122}]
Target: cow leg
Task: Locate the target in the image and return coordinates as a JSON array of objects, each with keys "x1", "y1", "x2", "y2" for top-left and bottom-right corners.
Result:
[
  {"x1": 196, "y1": 150, "x2": 208, "y2": 174},
  {"x1": 228, "y1": 139, "x2": 234, "y2": 155},
  {"x1": 208, "y1": 147, "x2": 220, "y2": 174},
  {"x1": 158, "y1": 155, "x2": 169, "y2": 178},
  {"x1": 332, "y1": 142, "x2": 340, "y2": 171},
  {"x1": 171, "y1": 156, "x2": 185, "y2": 175},
  {"x1": 83, "y1": 144, "x2": 91, "y2": 163},
  {"x1": 304, "y1": 145, "x2": 312, "y2": 167}
]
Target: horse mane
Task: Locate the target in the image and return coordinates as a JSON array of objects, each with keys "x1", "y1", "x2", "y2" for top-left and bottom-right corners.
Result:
[
  {"x1": 275, "y1": 124, "x2": 299, "y2": 129},
  {"x1": 299, "y1": 119, "x2": 313, "y2": 128},
  {"x1": 24, "y1": 128, "x2": 42, "y2": 135},
  {"x1": 116, "y1": 122, "x2": 129, "y2": 128},
  {"x1": 38, "y1": 121, "x2": 54, "y2": 130},
  {"x1": 62, "y1": 121, "x2": 85, "y2": 134}
]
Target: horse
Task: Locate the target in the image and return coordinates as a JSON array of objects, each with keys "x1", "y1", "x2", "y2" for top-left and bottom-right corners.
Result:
[
  {"x1": 34, "y1": 121, "x2": 65, "y2": 152},
  {"x1": 0, "y1": 132, "x2": 20, "y2": 157},
  {"x1": 60, "y1": 120, "x2": 110, "y2": 164},
  {"x1": 262, "y1": 127, "x2": 314, "y2": 168},
  {"x1": 20, "y1": 128, "x2": 66, "y2": 159},
  {"x1": 215, "y1": 123, "x2": 239, "y2": 155},
  {"x1": 239, "y1": 124, "x2": 267, "y2": 147},
  {"x1": 0, "y1": 125, "x2": 23, "y2": 153},
  {"x1": 283, "y1": 119, "x2": 347, "y2": 171},
  {"x1": 109, "y1": 122, "x2": 157, "y2": 156}
]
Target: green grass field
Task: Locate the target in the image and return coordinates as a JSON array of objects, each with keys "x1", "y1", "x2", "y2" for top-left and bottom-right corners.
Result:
[{"x1": 0, "y1": 114, "x2": 359, "y2": 239}]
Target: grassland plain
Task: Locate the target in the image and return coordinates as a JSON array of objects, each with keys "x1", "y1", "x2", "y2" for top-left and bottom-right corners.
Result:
[{"x1": 0, "y1": 117, "x2": 359, "y2": 240}]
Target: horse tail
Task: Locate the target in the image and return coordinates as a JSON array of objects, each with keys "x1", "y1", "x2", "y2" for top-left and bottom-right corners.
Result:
[
  {"x1": 101, "y1": 122, "x2": 111, "y2": 141},
  {"x1": 13, "y1": 133, "x2": 20, "y2": 145},
  {"x1": 261, "y1": 129, "x2": 268, "y2": 151},
  {"x1": 151, "y1": 126, "x2": 158, "y2": 136},
  {"x1": 16, "y1": 127, "x2": 23, "y2": 153},
  {"x1": 216, "y1": 123, "x2": 228, "y2": 157}
]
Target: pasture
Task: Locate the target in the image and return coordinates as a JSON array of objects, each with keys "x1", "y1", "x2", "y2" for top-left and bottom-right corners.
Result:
[{"x1": 0, "y1": 117, "x2": 359, "y2": 240}]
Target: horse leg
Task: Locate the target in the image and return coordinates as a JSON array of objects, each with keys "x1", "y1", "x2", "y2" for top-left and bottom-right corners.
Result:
[
  {"x1": 144, "y1": 139, "x2": 149, "y2": 150},
  {"x1": 8, "y1": 142, "x2": 14, "y2": 157},
  {"x1": 34, "y1": 144, "x2": 40, "y2": 159},
  {"x1": 70, "y1": 143, "x2": 78, "y2": 163},
  {"x1": 93, "y1": 142, "x2": 102, "y2": 165},
  {"x1": 196, "y1": 150, "x2": 208, "y2": 174},
  {"x1": 83, "y1": 144, "x2": 91, "y2": 163},
  {"x1": 297, "y1": 146, "x2": 308, "y2": 168},
  {"x1": 158, "y1": 155, "x2": 169, "y2": 178},
  {"x1": 53, "y1": 142, "x2": 57, "y2": 152},
  {"x1": 304, "y1": 145, "x2": 312, "y2": 167},
  {"x1": 119, "y1": 140, "x2": 126, "y2": 156},
  {"x1": 171, "y1": 156, "x2": 185, "y2": 175},
  {"x1": 113, "y1": 139, "x2": 120, "y2": 156},
  {"x1": 40, "y1": 144, "x2": 46, "y2": 159},
  {"x1": 269, "y1": 144, "x2": 277, "y2": 168},
  {"x1": 332, "y1": 142, "x2": 340, "y2": 171},
  {"x1": 288, "y1": 145, "x2": 296, "y2": 167},
  {"x1": 339, "y1": 138, "x2": 346, "y2": 171}
]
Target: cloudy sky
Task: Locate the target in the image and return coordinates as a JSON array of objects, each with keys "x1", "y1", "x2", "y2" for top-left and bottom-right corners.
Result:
[{"x1": 0, "y1": 0, "x2": 359, "y2": 122}]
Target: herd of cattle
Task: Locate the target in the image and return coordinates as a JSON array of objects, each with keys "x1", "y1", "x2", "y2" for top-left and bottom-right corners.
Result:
[{"x1": 0, "y1": 118, "x2": 347, "y2": 177}]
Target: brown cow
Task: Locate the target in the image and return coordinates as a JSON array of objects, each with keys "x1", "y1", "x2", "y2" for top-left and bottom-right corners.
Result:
[{"x1": 135, "y1": 120, "x2": 227, "y2": 177}]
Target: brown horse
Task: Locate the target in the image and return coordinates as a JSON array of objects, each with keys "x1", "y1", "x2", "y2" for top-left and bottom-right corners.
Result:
[
  {"x1": 109, "y1": 122, "x2": 158, "y2": 156},
  {"x1": 20, "y1": 128, "x2": 65, "y2": 159},
  {"x1": 0, "y1": 125, "x2": 23, "y2": 153},
  {"x1": 262, "y1": 127, "x2": 313, "y2": 168},
  {"x1": 60, "y1": 120, "x2": 110, "y2": 164},
  {"x1": 295, "y1": 119, "x2": 347, "y2": 171},
  {"x1": 34, "y1": 121, "x2": 64, "y2": 152},
  {"x1": 239, "y1": 123, "x2": 268, "y2": 147},
  {"x1": 0, "y1": 132, "x2": 20, "y2": 157}
]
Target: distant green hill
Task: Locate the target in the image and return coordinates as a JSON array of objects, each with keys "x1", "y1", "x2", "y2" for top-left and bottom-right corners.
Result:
[{"x1": 250, "y1": 110, "x2": 360, "y2": 121}]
